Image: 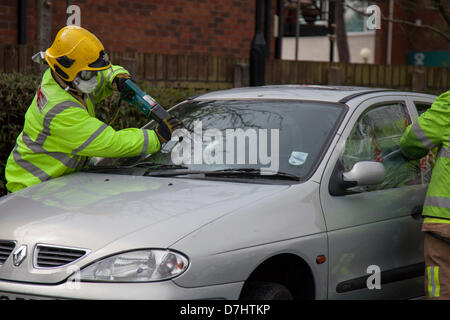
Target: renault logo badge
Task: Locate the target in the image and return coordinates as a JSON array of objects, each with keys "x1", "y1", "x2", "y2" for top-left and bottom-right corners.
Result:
[{"x1": 13, "y1": 245, "x2": 27, "y2": 267}]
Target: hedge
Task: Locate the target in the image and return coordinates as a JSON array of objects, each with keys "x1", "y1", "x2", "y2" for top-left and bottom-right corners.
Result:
[{"x1": 0, "y1": 72, "x2": 209, "y2": 197}]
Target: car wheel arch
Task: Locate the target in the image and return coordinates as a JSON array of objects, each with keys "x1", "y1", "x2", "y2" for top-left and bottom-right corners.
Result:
[{"x1": 239, "y1": 253, "x2": 315, "y2": 300}]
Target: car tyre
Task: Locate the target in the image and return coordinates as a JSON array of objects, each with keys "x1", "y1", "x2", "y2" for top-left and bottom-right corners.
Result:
[{"x1": 241, "y1": 281, "x2": 293, "y2": 300}]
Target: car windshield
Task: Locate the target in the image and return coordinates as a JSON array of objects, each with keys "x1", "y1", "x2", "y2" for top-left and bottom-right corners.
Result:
[{"x1": 100, "y1": 99, "x2": 346, "y2": 180}]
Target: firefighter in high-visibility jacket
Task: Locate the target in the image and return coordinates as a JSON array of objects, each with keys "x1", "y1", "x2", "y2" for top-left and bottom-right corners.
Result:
[
  {"x1": 400, "y1": 90, "x2": 450, "y2": 300},
  {"x1": 5, "y1": 26, "x2": 181, "y2": 193}
]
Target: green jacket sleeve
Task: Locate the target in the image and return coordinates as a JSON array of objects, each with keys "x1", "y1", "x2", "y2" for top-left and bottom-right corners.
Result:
[
  {"x1": 93, "y1": 64, "x2": 130, "y2": 104},
  {"x1": 400, "y1": 91, "x2": 450, "y2": 160},
  {"x1": 44, "y1": 104, "x2": 160, "y2": 158}
]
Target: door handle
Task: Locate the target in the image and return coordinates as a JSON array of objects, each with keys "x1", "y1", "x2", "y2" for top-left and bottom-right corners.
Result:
[{"x1": 411, "y1": 205, "x2": 423, "y2": 220}]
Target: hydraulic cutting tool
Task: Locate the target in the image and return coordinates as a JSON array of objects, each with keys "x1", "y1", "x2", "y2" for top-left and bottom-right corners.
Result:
[{"x1": 119, "y1": 79, "x2": 171, "y2": 123}]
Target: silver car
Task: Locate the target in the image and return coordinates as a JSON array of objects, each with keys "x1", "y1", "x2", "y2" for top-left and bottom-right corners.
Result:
[{"x1": 0, "y1": 86, "x2": 437, "y2": 300}]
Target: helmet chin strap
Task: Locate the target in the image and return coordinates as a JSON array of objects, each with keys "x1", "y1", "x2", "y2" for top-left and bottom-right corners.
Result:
[
  {"x1": 52, "y1": 71, "x2": 82, "y2": 93},
  {"x1": 51, "y1": 71, "x2": 86, "y2": 102}
]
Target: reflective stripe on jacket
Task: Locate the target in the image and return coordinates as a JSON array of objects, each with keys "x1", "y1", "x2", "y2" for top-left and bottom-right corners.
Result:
[
  {"x1": 5, "y1": 66, "x2": 160, "y2": 193},
  {"x1": 400, "y1": 91, "x2": 450, "y2": 221}
]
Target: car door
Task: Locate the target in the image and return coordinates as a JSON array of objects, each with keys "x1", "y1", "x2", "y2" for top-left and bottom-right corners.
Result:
[{"x1": 320, "y1": 95, "x2": 427, "y2": 299}]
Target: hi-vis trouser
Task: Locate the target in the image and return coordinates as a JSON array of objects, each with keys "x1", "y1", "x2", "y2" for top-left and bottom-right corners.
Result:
[
  {"x1": 422, "y1": 223, "x2": 450, "y2": 299},
  {"x1": 400, "y1": 90, "x2": 450, "y2": 300},
  {"x1": 5, "y1": 66, "x2": 160, "y2": 193}
]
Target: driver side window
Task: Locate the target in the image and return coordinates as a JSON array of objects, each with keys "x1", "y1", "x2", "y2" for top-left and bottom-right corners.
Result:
[{"x1": 342, "y1": 102, "x2": 421, "y2": 192}]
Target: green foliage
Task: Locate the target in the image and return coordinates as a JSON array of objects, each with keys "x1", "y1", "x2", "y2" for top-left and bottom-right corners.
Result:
[
  {"x1": 0, "y1": 72, "x2": 210, "y2": 197},
  {"x1": 0, "y1": 72, "x2": 40, "y2": 197}
]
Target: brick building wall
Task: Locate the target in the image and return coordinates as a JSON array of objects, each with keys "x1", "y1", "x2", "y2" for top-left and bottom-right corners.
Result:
[
  {"x1": 1, "y1": 0, "x2": 280, "y2": 59},
  {"x1": 0, "y1": 0, "x2": 37, "y2": 46}
]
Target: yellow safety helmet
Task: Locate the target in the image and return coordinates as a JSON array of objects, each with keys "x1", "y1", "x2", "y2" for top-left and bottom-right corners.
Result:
[{"x1": 45, "y1": 25, "x2": 111, "y2": 82}]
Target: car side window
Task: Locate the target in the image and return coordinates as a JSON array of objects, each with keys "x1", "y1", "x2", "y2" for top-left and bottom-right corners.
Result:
[
  {"x1": 414, "y1": 102, "x2": 432, "y2": 116},
  {"x1": 341, "y1": 102, "x2": 421, "y2": 192}
]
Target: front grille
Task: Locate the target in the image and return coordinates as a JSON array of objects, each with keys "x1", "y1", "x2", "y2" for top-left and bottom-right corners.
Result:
[
  {"x1": 0, "y1": 240, "x2": 16, "y2": 265},
  {"x1": 35, "y1": 244, "x2": 88, "y2": 268}
]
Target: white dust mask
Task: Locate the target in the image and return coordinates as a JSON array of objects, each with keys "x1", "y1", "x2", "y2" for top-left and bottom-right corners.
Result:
[{"x1": 73, "y1": 76, "x2": 98, "y2": 94}]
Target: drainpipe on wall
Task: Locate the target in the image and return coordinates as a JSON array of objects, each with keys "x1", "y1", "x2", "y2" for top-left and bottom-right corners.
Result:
[
  {"x1": 328, "y1": 0, "x2": 335, "y2": 63},
  {"x1": 275, "y1": 0, "x2": 283, "y2": 59},
  {"x1": 250, "y1": 0, "x2": 266, "y2": 86},
  {"x1": 295, "y1": 0, "x2": 301, "y2": 61},
  {"x1": 264, "y1": 0, "x2": 271, "y2": 58},
  {"x1": 18, "y1": 0, "x2": 27, "y2": 44},
  {"x1": 386, "y1": 0, "x2": 394, "y2": 64}
]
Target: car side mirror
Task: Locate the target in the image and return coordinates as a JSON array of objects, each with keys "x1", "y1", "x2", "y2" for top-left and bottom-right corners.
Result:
[
  {"x1": 329, "y1": 160, "x2": 386, "y2": 196},
  {"x1": 343, "y1": 161, "x2": 386, "y2": 186}
]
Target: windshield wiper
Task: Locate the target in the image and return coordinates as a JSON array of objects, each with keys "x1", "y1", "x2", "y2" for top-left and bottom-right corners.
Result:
[
  {"x1": 205, "y1": 168, "x2": 300, "y2": 181},
  {"x1": 82, "y1": 162, "x2": 189, "y2": 175},
  {"x1": 82, "y1": 165, "x2": 129, "y2": 172},
  {"x1": 83, "y1": 162, "x2": 188, "y2": 171},
  {"x1": 145, "y1": 168, "x2": 300, "y2": 181},
  {"x1": 131, "y1": 162, "x2": 189, "y2": 170},
  {"x1": 87, "y1": 163, "x2": 300, "y2": 181}
]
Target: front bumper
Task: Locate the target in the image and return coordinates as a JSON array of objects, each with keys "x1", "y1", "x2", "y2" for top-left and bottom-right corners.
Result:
[{"x1": 0, "y1": 279, "x2": 244, "y2": 300}]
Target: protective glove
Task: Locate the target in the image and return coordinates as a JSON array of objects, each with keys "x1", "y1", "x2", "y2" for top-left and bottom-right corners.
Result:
[
  {"x1": 113, "y1": 74, "x2": 135, "y2": 100},
  {"x1": 154, "y1": 115, "x2": 184, "y2": 144}
]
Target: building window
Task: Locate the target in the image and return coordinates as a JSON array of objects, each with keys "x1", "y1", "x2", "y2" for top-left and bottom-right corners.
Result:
[{"x1": 345, "y1": 0, "x2": 375, "y2": 33}]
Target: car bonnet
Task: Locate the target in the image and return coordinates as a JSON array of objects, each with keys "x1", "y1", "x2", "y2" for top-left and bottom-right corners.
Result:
[{"x1": 0, "y1": 172, "x2": 290, "y2": 283}]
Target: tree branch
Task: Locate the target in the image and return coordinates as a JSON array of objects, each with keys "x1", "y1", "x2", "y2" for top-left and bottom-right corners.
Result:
[
  {"x1": 344, "y1": 2, "x2": 450, "y2": 42},
  {"x1": 437, "y1": 0, "x2": 450, "y2": 26}
]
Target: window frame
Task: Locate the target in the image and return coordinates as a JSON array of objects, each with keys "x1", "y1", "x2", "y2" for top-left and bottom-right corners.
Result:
[
  {"x1": 329, "y1": 96, "x2": 421, "y2": 195},
  {"x1": 412, "y1": 101, "x2": 432, "y2": 116}
]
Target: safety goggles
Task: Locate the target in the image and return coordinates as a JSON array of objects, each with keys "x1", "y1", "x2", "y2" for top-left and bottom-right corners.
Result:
[
  {"x1": 88, "y1": 50, "x2": 110, "y2": 68},
  {"x1": 78, "y1": 70, "x2": 98, "y2": 81}
]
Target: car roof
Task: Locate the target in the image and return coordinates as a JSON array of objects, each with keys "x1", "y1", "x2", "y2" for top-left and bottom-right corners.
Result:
[{"x1": 193, "y1": 85, "x2": 435, "y2": 104}]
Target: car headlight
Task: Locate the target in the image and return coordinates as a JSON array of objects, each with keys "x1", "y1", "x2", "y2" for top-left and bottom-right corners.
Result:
[{"x1": 79, "y1": 249, "x2": 189, "y2": 282}]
